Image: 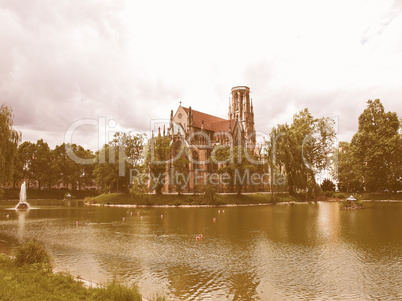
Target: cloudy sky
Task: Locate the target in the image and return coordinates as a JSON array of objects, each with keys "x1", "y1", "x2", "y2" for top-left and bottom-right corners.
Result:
[{"x1": 1, "y1": 0, "x2": 401, "y2": 150}]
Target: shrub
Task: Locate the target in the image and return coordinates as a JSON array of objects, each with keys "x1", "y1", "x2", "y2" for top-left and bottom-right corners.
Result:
[
  {"x1": 295, "y1": 192, "x2": 306, "y2": 201},
  {"x1": 94, "y1": 281, "x2": 142, "y2": 301},
  {"x1": 335, "y1": 193, "x2": 345, "y2": 199},
  {"x1": 325, "y1": 191, "x2": 334, "y2": 197},
  {"x1": 130, "y1": 181, "x2": 147, "y2": 198},
  {"x1": 321, "y1": 179, "x2": 335, "y2": 192},
  {"x1": 13, "y1": 240, "x2": 53, "y2": 267},
  {"x1": 201, "y1": 184, "x2": 217, "y2": 204}
]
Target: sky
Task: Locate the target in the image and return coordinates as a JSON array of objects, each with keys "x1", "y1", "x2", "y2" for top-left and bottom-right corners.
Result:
[{"x1": 1, "y1": 0, "x2": 402, "y2": 151}]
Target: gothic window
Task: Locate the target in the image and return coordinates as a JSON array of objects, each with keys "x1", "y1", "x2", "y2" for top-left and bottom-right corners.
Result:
[{"x1": 192, "y1": 151, "x2": 198, "y2": 168}]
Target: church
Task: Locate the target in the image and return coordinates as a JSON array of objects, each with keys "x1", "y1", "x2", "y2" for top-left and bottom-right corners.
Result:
[{"x1": 157, "y1": 86, "x2": 261, "y2": 193}]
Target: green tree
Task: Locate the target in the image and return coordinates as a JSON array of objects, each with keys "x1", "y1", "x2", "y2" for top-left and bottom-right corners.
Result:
[
  {"x1": 146, "y1": 134, "x2": 172, "y2": 194},
  {"x1": 213, "y1": 145, "x2": 258, "y2": 195},
  {"x1": 111, "y1": 132, "x2": 146, "y2": 192},
  {"x1": 94, "y1": 132, "x2": 145, "y2": 193},
  {"x1": 112, "y1": 132, "x2": 146, "y2": 168},
  {"x1": 93, "y1": 144, "x2": 119, "y2": 193},
  {"x1": 29, "y1": 139, "x2": 53, "y2": 189},
  {"x1": 320, "y1": 179, "x2": 335, "y2": 192},
  {"x1": 53, "y1": 143, "x2": 95, "y2": 190},
  {"x1": 270, "y1": 108, "x2": 336, "y2": 198},
  {"x1": 351, "y1": 99, "x2": 401, "y2": 192},
  {"x1": 172, "y1": 142, "x2": 189, "y2": 195},
  {"x1": 0, "y1": 104, "x2": 21, "y2": 193},
  {"x1": 337, "y1": 141, "x2": 362, "y2": 192},
  {"x1": 12, "y1": 141, "x2": 36, "y2": 189}
]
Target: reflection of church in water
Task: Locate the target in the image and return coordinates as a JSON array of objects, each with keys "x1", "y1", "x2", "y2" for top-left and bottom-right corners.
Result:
[{"x1": 156, "y1": 86, "x2": 264, "y2": 193}]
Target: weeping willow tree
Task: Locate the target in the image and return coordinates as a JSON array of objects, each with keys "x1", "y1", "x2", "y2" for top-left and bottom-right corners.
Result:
[
  {"x1": 0, "y1": 104, "x2": 21, "y2": 197},
  {"x1": 269, "y1": 108, "x2": 336, "y2": 198}
]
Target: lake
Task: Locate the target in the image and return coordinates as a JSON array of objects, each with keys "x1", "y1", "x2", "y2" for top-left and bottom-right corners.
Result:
[{"x1": 0, "y1": 200, "x2": 401, "y2": 300}]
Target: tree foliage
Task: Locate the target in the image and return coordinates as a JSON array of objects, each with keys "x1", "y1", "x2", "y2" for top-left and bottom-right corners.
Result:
[
  {"x1": 0, "y1": 105, "x2": 21, "y2": 187},
  {"x1": 269, "y1": 108, "x2": 336, "y2": 198},
  {"x1": 93, "y1": 132, "x2": 145, "y2": 193},
  {"x1": 172, "y1": 142, "x2": 189, "y2": 195},
  {"x1": 213, "y1": 145, "x2": 259, "y2": 195},
  {"x1": 337, "y1": 141, "x2": 363, "y2": 192},
  {"x1": 53, "y1": 143, "x2": 95, "y2": 190},
  {"x1": 348, "y1": 99, "x2": 401, "y2": 192},
  {"x1": 320, "y1": 178, "x2": 335, "y2": 192},
  {"x1": 146, "y1": 134, "x2": 172, "y2": 194}
]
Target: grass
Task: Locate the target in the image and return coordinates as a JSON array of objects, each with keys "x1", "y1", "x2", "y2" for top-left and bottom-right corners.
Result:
[
  {"x1": 13, "y1": 239, "x2": 53, "y2": 267},
  {"x1": 3, "y1": 189, "x2": 98, "y2": 200},
  {"x1": 87, "y1": 192, "x2": 297, "y2": 206},
  {"x1": 358, "y1": 192, "x2": 402, "y2": 200},
  {"x1": 0, "y1": 240, "x2": 165, "y2": 301},
  {"x1": 88, "y1": 191, "x2": 402, "y2": 207},
  {"x1": 323, "y1": 192, "x2": 402, "y2": 201},
  {"x1": 0, "y1": 255, "x2": 94, "y2": 301},
  {"x1": 0, "y1": 256, "x2": 144, "y2": 301}
]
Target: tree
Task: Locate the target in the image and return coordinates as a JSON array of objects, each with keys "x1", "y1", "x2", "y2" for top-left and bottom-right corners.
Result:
[
  {"x1": 94, "y1": 132, "x2": 145, "y2": 194},
  {"x1": 337, "y1": 141, "x2": 363, "y2": 192},
  {"x1": 29, "y1": 139, "x2": 53, "y2": 190},
  {"x1": 320, "y1": 179, "x2": 335, "y2": 192},
  {"x1": 269, "y1": 108, "x2": 336, "y2": 198},
  {"x1": 93, "y1": 144, "x2": 120, "y2": 193},
  {"x1": 146, "y1": 134, "x2": 172, "y2": 194},
  {"x1": 0, "y1": 104, "x2": 21, "y2": 193},
  {"x1": 111, "y1": 132, "x2": 146, "y2": 168},
  {"x1": 351, "y1": 99, "x2": 402, "y2": 192},
  {"x1": 171, "y1": 142, "x2": 189, "y2": 195},
  {"x1": 213, "y1": 145, "x2": 258, "y2": 195},
  {"x1": 53, "y1": 143, "x2": 95, "y2": 190}
]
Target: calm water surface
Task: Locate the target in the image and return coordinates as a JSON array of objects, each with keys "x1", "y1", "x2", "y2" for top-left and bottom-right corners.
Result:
[{"x1": 0, "y1": 200, "x2": 401, "y2": 300}]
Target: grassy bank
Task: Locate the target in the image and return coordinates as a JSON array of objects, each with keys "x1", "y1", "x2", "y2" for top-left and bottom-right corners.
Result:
[
  {"x1": 87, "y1": 191, "x2": 402, "y2": 207},
  {"x1": 322, "y1": 191, "x2": 402, "y2": 201},
  {"x1": 358, "y1": 192, "x2": 402, "y2": 200},
  {"x1": 87, "y1": 192, "x2": 297, "y2": 206},
  {"x1": 0, "y1": 240, "x2": 165, "y2": 301},
  {"x1": 4, "y1": 189, "x2": 98, "y2": 200}
]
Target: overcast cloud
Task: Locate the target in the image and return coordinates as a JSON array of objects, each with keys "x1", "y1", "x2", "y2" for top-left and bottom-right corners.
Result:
[{"x1": 1, "y1": 0, "x2": 401, "y2": 150}]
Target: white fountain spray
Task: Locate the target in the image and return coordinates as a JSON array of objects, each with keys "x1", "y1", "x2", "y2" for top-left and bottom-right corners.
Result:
[{"x1": 16, "y1": 181, "x2": 29, "y2": 210}]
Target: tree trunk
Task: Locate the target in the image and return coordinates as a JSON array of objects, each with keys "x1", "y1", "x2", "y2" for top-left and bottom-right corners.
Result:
[{"x1": 236, "y1": 184, "x2": 242, "y2": 195}]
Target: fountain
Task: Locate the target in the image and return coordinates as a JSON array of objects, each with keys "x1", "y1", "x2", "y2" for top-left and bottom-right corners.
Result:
[{"x1": 16, "y1": 181, "x2": 29, "y2": 210}]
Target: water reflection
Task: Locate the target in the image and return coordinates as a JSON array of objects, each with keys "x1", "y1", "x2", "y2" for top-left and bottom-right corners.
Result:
[
  {"x1": 0, "y1": 201, "x2": 401, "y2": 300},
  {"x1": 16, "y1": 210, "x2": 28, "y2": 242}
]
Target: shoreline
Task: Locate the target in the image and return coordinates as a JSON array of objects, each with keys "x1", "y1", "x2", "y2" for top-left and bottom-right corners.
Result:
[
  {"x1": 2, "y1": 198, "x2": 402, "y2": 206},
  {"x1": 85, "y1": 199, "x2": 402, "y2": 208}
]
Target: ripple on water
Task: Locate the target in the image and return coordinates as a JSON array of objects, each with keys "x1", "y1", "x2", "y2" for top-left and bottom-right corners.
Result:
[{"x1": 0, "y1": 202, "x2": 401, "y2": 300}]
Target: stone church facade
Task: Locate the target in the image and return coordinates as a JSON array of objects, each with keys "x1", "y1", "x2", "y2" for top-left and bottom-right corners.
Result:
[{"x1": 158, "y1": 86, "x2": 262, "y2": 193}]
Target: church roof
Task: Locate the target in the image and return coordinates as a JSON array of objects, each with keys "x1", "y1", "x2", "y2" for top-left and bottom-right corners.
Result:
[
  {"x1": 211, "y1": 119, "x2": 236, "y2": 132},
  {"x1": 182, "y1": 107, "x2": 231, "y2": 132}
]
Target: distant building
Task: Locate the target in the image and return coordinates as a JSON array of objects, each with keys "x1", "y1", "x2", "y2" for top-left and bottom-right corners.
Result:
[{"x1": 152, "y1": 86, "x2": 266, "y2": 193}]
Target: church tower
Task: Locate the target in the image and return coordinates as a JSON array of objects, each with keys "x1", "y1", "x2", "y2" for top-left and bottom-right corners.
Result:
[{"x1": 228, "y1": 86, "x2": 255, "y2": 144}]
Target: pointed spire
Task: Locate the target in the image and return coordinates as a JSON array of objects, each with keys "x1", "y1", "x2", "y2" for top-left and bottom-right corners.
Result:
[
  {"x1": 163, "y1": 124, "x2": 166, "y2": 137},
  {"x1": 158, "y1": 127, "x2": 161, "y2": 137},
  {"x1": 228, "y1": 97, "x2": 232, "y2": 119},
  {"x1": 188, "y1": 106, "x2": 193, "y2": 126}
]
